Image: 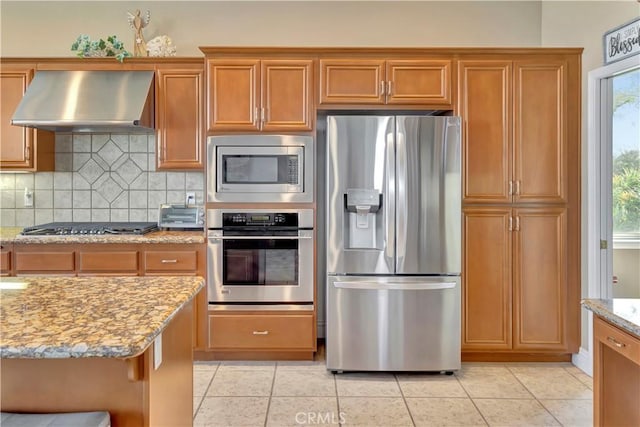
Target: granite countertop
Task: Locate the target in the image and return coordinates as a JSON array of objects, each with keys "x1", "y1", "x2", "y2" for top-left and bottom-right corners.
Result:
[
  {"x1": 0, "y1": 276, "x2": 204, "y2": 359},
  {"x1": 1, "y1": 228, "x2": 205, "y2": 244},
  {"x1": 582, "y1": 298, "x2": 640, "y2": 339}
]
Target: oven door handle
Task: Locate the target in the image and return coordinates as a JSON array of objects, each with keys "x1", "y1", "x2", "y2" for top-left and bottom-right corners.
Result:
[{"x1": 207, "y1": 234, "x2": 313, "y2": 240}]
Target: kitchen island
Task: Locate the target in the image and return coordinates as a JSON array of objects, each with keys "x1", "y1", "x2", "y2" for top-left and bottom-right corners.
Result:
[
  {"x1": 0, "y1": 275, "x2": 204, "y2": 427},
  {"x1": 583, "y1": 298, "x2": 640, "y2": 427}
]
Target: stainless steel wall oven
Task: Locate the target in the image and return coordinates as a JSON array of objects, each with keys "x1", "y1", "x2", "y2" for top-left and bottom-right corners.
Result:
[{"x1": 207, "y1": 209, "x2": 314, "y2": 304}]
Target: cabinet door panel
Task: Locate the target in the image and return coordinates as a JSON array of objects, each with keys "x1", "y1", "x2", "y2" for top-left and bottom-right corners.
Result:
[
  {"x1": 15, "y1": 251, "x2": 75, "y2": 274},
  {"x1": 261, "y1": 60, "x2": 313, "y2": 131},
  {"x1": 156, "y1": 67, "x2": 203, "y2": 169},
  {"x1": 513, "y1": 208, "x2": 567, "y2": 350},
  {"x1": 1, "y1": 69, "x2": 34, "y2": 169},
  {"x1": 462, "y1": 208, "x2": 512, "y2": 350},
  {"x1": 78, "y1": 251, "x2": 139, "y2": 275},
  {"x1": 319, "y1": 59, "x2": 385, "y2": 104},
  {"x1": 514, "y1": 61, "x2": 567, "y2": 203},
  {"x1": 459, "y1": 61, "x2": 512, "y2": 203},
  {"x1": 387, "y1": 60, "x2": 451, "y2": 105},
  {"x1": 207, "y1": 59, "x2": 259, "y2": 131}
]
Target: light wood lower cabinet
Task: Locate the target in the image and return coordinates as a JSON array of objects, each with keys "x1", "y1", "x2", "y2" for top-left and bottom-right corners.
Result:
[
  {"x1": 78, "y1": 251, "x2": 138, "y2": 275},
  {"x1": 463, "y1": 207, "x2": 571, "y2": 357},
  {"x1": 11, "y1": 242, "x2": 207, "y2": 350},
  {"x1": 205, "y1": 311, "x2": 316, "y2": 360},
  {"x1": 593, "y1": 316, "x2": 640, "y2": 426},
  {"x1": 0, "y1": 244, "x2": 12, "y2": 276}
]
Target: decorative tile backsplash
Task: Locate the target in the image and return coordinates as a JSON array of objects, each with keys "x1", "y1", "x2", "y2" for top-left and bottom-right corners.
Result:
[{"x1": 0, "y1": 133, "x2": 204, "y2": 227}]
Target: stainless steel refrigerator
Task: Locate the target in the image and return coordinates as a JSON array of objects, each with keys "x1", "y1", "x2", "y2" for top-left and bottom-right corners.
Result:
[{"x1": 326, "y1": 115, "x2": 461, "y2": 372}]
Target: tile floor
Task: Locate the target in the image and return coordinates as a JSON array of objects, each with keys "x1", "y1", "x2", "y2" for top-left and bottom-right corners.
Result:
[{"x1": 193, "y1": 348, "x2": 593, "y2": 427}]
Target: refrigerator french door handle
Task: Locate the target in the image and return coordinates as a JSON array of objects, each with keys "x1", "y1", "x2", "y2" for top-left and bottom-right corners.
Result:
[
  {"x1": 385, "y1": 130, "x2": 396, "y2": 264},
  {"x1": 395, "y1": 130, "x2": 407, "y2": 269},
  {"x1": 333, "y1": 281, "x2": 456, "y2": 291}
]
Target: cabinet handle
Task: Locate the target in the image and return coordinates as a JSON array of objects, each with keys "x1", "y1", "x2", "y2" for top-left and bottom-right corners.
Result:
[
  {"x1": 508, "y1": 181, "x2": 513, "y2": 196},
  {"x1": 252, "y1": 330, "x2": 269, "y2": 335},
  {"x1": 161, "y1": 259, "x2": 178, "y2": 264},
  {"x1": 380, "y1": 81, "x2": 386, "y2": 96},
  {"x1": 261, "y1": 107, "x2": 266, "y2": 124},
  {"x1": 508, "y1": 216, "x2": 513, "y2": 232},
  {"x1": 254, "y1": 107, "x2": 259, "y2": 127},
  {"x1": 515, "y1": 180, "x2": 521, "y2": 195},
  {"x1": 515, "y1": 216, "x2": 520, "y2": 231},
  {"x1": 387, "y1": 80, "x2": 392, "y2": 96},
  {"x1": 607, "y1": 336, "x2": 626, "y2": 348},
  {"x1": 24, "y1": 143, "x2": 31, "y2": 161}
]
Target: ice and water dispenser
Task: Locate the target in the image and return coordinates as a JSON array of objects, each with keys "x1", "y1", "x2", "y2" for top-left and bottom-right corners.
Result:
[{"x1": 345, "y1": 188, "x2": 382, "y2": 249}]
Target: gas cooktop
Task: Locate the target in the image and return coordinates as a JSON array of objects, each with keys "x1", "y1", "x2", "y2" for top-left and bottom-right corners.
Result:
[{"x1": 21, "y1": 222, "x2": 159, "y2": 236}]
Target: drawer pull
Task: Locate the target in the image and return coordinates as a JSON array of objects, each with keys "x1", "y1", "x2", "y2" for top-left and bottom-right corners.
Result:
[
  {"x1": 161, "y1": 259, "x2": 178, "y2": 263},
  {"x1": 252, "y1": 330, "x2": 269, "y2": 335},
  {"x1": 607, "y1": 336, "x2": 626, "y2": 348}
]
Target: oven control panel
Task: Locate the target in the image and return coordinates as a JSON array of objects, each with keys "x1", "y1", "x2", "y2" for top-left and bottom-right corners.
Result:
[{"x1": 222, "y1": 212, "x2": 298, "y2": 227}]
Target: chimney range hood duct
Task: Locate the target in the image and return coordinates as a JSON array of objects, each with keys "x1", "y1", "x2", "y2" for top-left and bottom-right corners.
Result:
[{"x1": 11, "y1": 70, "x2": 155, "y2": 133}]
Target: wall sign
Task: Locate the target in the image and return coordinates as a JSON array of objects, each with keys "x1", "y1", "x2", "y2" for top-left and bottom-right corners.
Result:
[{"x1": 603, "y1": 17, "x2": 640, "y2": 65}]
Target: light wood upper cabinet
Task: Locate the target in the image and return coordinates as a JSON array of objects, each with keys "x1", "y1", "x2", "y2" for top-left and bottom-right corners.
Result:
[
  {"x1": 155, "y1": 64, "x2": 204, "y2": 170},
  {"x1": 514, "y1": 60, "x2": 567, "y2": 204},
  {"x1": 319, "y1": 59, "x2": 385, "y2": 104},
  {"x1": 207, "y1": 58, "x2": 313, "y2": 132},
  {"x1": 0, "y1": 65, "x2": 55, "y2": 171},
  {"x1": 459, "y1": 61, "x2": 512, "y2": 203},
  {"x1": 459, "y1": 58, "x2": 568, "y2": 204},
  {"x1": 319, "y1": 58, "x2": 452, "y2": 106},
  {"x1": 261, "y1": 60, "x2": 313, "y2": 131}
]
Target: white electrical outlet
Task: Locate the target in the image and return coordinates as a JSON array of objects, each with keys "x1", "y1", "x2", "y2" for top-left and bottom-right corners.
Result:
[
  {"x1": 185, "y1": 192, "x2": 196, "y2": 205},
  {"x1": 23, "y1": 188, "x2": 33, "y2": 207}
]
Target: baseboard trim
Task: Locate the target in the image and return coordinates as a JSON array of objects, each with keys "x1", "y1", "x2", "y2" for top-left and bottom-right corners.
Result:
[
  {"x1": 462, "y1": 352, "x2": 572, "y2": 362},
  {"x1": 571, "y1": 346, "x2": 592, "y2": 375}
]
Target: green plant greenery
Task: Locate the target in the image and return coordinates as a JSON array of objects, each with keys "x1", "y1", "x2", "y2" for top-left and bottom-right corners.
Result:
[
  {"x1": 613, "y1": 150, "x2": 640, "y2": 233},
  {"x1": 71, "y1": 35, "x2": 132, "y2": 62}
]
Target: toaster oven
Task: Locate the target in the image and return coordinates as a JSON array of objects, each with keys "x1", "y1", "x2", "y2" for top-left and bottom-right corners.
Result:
[{"x1": 158, "y1": 204, "x2": 205, "y2": 229}]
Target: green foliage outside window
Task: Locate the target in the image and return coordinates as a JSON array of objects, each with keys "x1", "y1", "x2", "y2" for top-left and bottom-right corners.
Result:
[{"x1": 613, "y1": 150, "x2": 640, "y2": 233}]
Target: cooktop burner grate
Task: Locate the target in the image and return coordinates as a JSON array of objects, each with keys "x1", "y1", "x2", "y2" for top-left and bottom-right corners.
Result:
[{"x1": 21, "y1": 222, "x2": 159, "y2": 236}]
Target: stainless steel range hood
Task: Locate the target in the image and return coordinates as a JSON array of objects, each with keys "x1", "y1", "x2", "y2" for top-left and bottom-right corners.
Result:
[{"x1": 11, "y1": 70, "x2": 155, "y2": 133}]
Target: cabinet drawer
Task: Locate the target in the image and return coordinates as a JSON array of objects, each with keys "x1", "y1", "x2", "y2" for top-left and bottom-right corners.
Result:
[
  {"x1": 15, "y1": 251, "x2": 75, "y2": 273},
  {"x1": 0, "y1": 249, "x2": 11, "y2": 274},
  {"x1": 78, "y1": 251, "x2": 138, "y2": 273},
  {"x1": 209, "y1": 314, "x2": 315, "y2": 350},
  {"x1": 145, "y1": 251, "x2": 197, "y2": 272},
  {"x1": 595, "y1": 316, "x2": 640, "y2": 365}
]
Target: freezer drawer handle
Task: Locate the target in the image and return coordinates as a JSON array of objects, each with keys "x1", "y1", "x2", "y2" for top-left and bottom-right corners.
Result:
[{"x1": 333, "y1": 281, "x2": 456, "y2": 290}]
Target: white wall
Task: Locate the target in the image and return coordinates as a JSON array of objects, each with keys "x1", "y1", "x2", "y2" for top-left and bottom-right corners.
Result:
[{"x1": 1, "y1": 1, "x2": 543, "y2": 56}]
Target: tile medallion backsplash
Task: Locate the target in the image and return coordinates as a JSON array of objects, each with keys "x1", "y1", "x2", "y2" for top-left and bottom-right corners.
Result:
[{"x1": 0, "y1": 133, "x2": 204, "y2": 227}]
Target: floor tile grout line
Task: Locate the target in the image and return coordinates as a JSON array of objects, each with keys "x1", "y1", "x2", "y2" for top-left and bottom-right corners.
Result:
[
  {"x1": 263, "y1": 362, "x2": 278, "y2": 427},
  {"x1": 456, "y1": 370, "x2": 491, "y2": 426},
  {"x1": 505, "y1": 365, "x2": 564, "y2": 426},
  {"x1": 394, "y1": 373, "x2": 417, "y2": 427},
  {"x1": 193, "y1": 363, "x2": 219, "y2": 420}
]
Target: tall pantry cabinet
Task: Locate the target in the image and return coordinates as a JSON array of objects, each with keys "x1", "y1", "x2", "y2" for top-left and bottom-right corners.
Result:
[{"x1": 459, "y1": 52, "x2": 581, "y2": 358}]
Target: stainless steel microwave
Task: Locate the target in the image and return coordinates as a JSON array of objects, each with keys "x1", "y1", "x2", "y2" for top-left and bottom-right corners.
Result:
[{"x1": 207, "y1": 135, "x2": 313, "y2": 203}]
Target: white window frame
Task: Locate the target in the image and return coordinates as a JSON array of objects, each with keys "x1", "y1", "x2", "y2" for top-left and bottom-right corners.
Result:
[{"x1": 578, "y1": 54, "x2": 640, "y2": 375}]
